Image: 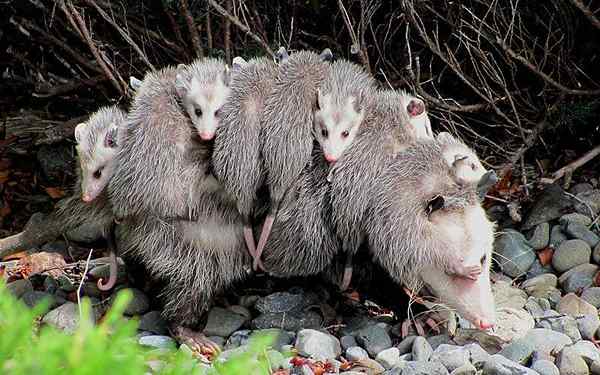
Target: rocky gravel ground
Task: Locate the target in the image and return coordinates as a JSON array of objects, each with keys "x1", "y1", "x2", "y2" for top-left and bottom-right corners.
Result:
[{"x1": 3, "y1": 182, "x2": 600, "y2": 374}]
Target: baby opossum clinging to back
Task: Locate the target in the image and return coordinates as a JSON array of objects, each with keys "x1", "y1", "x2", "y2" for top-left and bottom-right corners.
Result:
[{"x1": 0, "y1": 106, "x2": 126, "y2": 290}]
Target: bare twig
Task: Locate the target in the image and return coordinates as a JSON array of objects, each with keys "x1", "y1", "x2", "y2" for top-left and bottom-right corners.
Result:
[
  {"x1": 208, "y1": 0, "x2": 274, "y2": 57},
  {"x1": 568, "y1": 0, "x2": 600, "y2": 30},
  {"x1": 33, "y1": 75, "x2": 107, "y2": 98},
  {"x1": 66, "y1": 1, "x2": 126, "y2": 95},
  {"x1": 224, "y1": 0, "x2": 232, "y2": 62},
  {"x1": 540, "y1": 144, "x2": 600, "y2": 184},
  {"x1": 77, "y1": 249, "x2": 94, "y2": 319},
  {"x1": 180, "y1": 0, "x2": 203, "y2": 58},
  {"x1": 337, "y1": 0, "x2": 371, "y2": 71},
  {"x1": 206, "y1": 1, "x2": 213, "y2": 51},
  {"x1": 84, "y1": 0, "x2": 155, "y2": 71}
]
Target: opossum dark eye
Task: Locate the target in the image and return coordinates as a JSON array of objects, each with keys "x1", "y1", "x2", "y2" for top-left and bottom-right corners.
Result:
[
  {"x1": 471, "y1": 163, "x2": 477, "y2": 171},
  {"x1": 321, "y1": 128, "x2": 328, "y2": 138},
  {"x1": 214, "y1": 109, "x2": 221, "y2": 117},
  {"x1": 341, "y1": 130, "x2": 349, "y2": 138},
  {"x1": 195, "y1": 108, "x2": 203, "y2": 117},
  {"x1": 480, "y1": 254, "x2": 487, "y2": 265},
  {"x1": 426, "y1": 195, "x2": 445, "y2": 215},
  {"x1": 93, "y1": 167, "x2": 103, "y2": 179}
]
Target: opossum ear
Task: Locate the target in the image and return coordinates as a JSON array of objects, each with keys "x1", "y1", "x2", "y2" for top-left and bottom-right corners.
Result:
[
  {"x1": 319, "y1": 48, "x2": 334, "y2": 62},
  {"x1": 129, "y1": 76, "x2": 142, "y2": 92},
  {"x1": 275, "y1": 46, "x2": 289, "y2": 63},
  {"x1": 104, "y1": 123, "x2": 118, "y2": 148},
  {"x1": 477, "y1": 170, "x2": 498, "y2": 199},
  {"x1": 74, "y1": 122, "x2": 87, "y2": 144},
  {"x1": 407, "y1": 99, "x2": 425, "y2": 117},
  {"x1": 175, "y1": 64, "x2": 187, "y2": 98},
  {"x1": 426, "y1": 195, "x2": 445, "y2": 215},
  {"x1": 436, "y1": 131, "x2": 458, "y2": 144},
  {"x1": 232, "y1": 56, "x2": 248, "y2": 71}
]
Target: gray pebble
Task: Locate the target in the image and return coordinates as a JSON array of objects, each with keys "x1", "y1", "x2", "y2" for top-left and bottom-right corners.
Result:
[
  {"x1": 449, "y1": 363, "x2": 477, "y2": 375},
  {"x1": 570, "y1": 183, "x2": 594, "y2": 195},
  {"x1": 267, "y1": 350, "x2": 286, "y2": 371},
  {"x1": 401, "y1": 361, "x2": 449, "y2": 375},
  {"x1": 430, "y1": 344, "x2": 470, "y2": 372},
  {"x1": 203, "y1": 307, "x2": 248, "y2": 337},
  {"x1": 396, "y1": 335, "x2": 417, "y2": 354},
  {"x1": 138, "y1": 311, "x2": 169, "y2": 335},
  {"x1": 550, "y1": 225, "x2": 569, "y2": 249},
  {"x1": 577, "y1": 314, "x2": 600, "y2": 341},
  {"x1": 7, "y1": 278, "x2": 33, "y2": 298},
  {"x1": 581, "y1": 287, "x2": 600, "y2": 308},
  {"x1": 564, "y1": 222, "x2": 600, "y2": 248},
  {"x1": 341, "y1": 335, "x2": 358, "y2": 351},
  {"x1": 411, "y1": 336, "x2": 433, "y2": 361},
  {"x1": 493, "y1": 229, "x2": 536, "y2": 277},
  {"x1": 482, "y1": 354, "x2": 539, "y2": 375},
  {"x1": 521, "y1": 328, "x2": 573, "y2": 355},
  {"x1": 138, "y1": 335, "x2": 176, "y2": 350},
  {"x1": 225, "y1": 330, "x2": 251, "y2": 350},
  {"x1": 251, "y1": 311, "x2": 321, "y2": 331},
  {"x1": 498, "y1": 339, "x2": 535, "y2": 365},
  {"x1": 356, "y1": 324, "x2": 392, "y2": 357},
  {"x1": 346, "y1": 346, "x2": 369, "y2": 361},
  {"x1": 594, "y1": 242, "x2": 600, "y2": 264},
  {"x1": 574, "y1": 189, "x2": 600, "y2": 217},
  {"x1": 528, "y1": 223, "x2": 550, "y2": 250},
  {"x1": 561, "y1": 213, "x2": 593, "y2": 227},
  {"x1": 522, "y1": 184, "x2": 572, "y2": 230},
  {"x1": 42, "y1": 302, "x2": 81, "y2": 334},
  {"x1": 526, "y1": 259, "x2": 555, "y2": 278},
  {"x1": 295, "y1": 329, "x2": 341, "y2": 361},
  {"x1": 464, "y1": 343, "x2": 490, "y2": 366},
  {"x1": 537, "y1": 313, "x2": 581, "y2": 343},
  {"x1": 558, "y1": 263, "x2": 598, "y2": 293},
  {"x1": 252, "y1": 329, "x2": 295, "y2": 351},
  {"x1": 572, "y1": 340, "x2": 600, "y2": 363},
  {"x1": 552, "y1": 239, "x2": 592, "y2": 273},
  {"x1": 557, "y1": 346, "x2": 589, "y2": 375},
  {"x1": 522, "y1": 274, "x2": 558, "y2": 298},
  {"x1": 375, "y1": 347, "x2": 401, "y2": 369},
  {"x1": 122, "y1": 288, "x2": 150, "y2": 316},
  {"x1": 255, "y1": 292, "x2": 305, "y2": 314},
  {"x1": 427, "y1": 334, "x2": 455, "y2": 350},
  {"x1": 531, "y1": 359, "x2": 560, "y2": 375},
  {"x1": 21, "y1": 290, "x2": 58, "y2": 310}
]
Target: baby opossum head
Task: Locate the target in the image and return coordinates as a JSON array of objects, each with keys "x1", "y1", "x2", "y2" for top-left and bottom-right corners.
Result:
[
  {"x1": 437, "y1": 132, "x2": 488, "y2": 186},
  {"x1": 400, "y1": 93, "x2": 433, "y2": 139},
  {"x1": 175, "y1": 58, "x2": 231, "y2": 141},
  {"x1": 313, "y1": 89, "x2": 365, "y2": 164},
  {"x1": 74, "y1": 106, "x2": 126, "y2": 202}
]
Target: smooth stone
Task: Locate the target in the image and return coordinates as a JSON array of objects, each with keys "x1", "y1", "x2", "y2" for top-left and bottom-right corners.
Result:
[
  {"x1": 375, "y1": 347, "x2": 401, "y2": 369},
  {"x1": 521, "y1": 328, "x2": 573, "y2": 355},
  {"x1": 21, "y1": 290, "x2": 58, "y2": 310},
  {"x1": 401, "y1": 361, "x2": 449, "y2": 375},
  {"x1": 529, "y1": 223, "x2": 551, "y2": 250},
  {"x1": 43, "y1": 277, "x2": 59, "y2": 294},
  {"x1": 558, "y1": 293, "x2": 599, "y2": 317},
  {"x1": 138, "y1": 311, "x2": 169, "y2": 335},
  {"x1": 349, "y1": 358, "x2": 386, "y2": 373},
  {"x1": 558, "y1": 264, "x2": 599, "y2": 294},
  {"x1": 66, "y1": 221, "x2": 104, "y2": 243},
  {"x1": 531, "y1": 359, "x2": 560, "y2": 375},
  {"x1": 267, "y1": 350, "x2": 286, "y2": 371},
  {"x1": 482, "y1": 354, "x2": 539, "y2": 375},
  {"x1": 411, "y1": 336, "x2": 433, "y2": 361},
  {"x1": 208, "y1": 336, "x2": 226, "y2": 348},
  {"x1": 346, "y1": 346, "x2": 369, "y2": 361},
  {"x1": 570, "y1": 183, "x2": 594, "y2": 195},
  {"x1": 224, "y1": 330, "x2": 251, "y2": 350},
  {"x1": 494, "y1": 307, "x2": 535, "y2": 342},
  {"x1": 493, "y1": 229, "x2": 536, "y2": 277},
  {"x1": 527, "y1": 259, "x2": 556, "y2": 278},
  {"x1": 564, "y1": 222, "x2": 600, "y2": 248},
  {"x1": 252, "y1": 329, "x2": 295, "y2": 351},
  {"x1": 592, "y1": 360, "x2": 600, "y2": 375},
  {"x1": 449, "y1": 363, "x2": 477, "y2": 375},
  {"x1": 255, "y1": 292, "x2": 305, "y2": 314},
  {"x1": 138, "y1": 335, "x2": 176, "y2": 349},
  {"x1": 537, "y1": 312, "x2": 581, "y2": 343},
  {"x1": 578, "y1": 315, "x2": 600, "y2": 341},
  {"x1": 525, "y1": 297, "x2": 546, "y2": 318},
  {"x1": 574, "y1": 190, "x2": 600, "y2": 217},
  {"x1": 396, "y1": 335, "x2": 417, "y2": 354},
  {"x1": 341, "y1": 335, "x2": 358, "y2": 351},
  {"x1": 430, "y1": 344, "x2": 470, "y2": 372},
  {"x1": 56, "y1": 275, "x2": 77, "y2": 293},
  {"x1": 464, "y1": 343, "x2": 490, "y2": 366},
  {"x1": 594, "y1": 243, "x2": 600, "y2": 264},
  {"x1": 572, "y1": 340, "x2": 600, "y2": 363},
  {"x1": 532, "y1": 350, "x2": 556, "y2": 363},
  {"x1": 427, "y1": 334, "x2": 455, "y2": 350},
  {"x1": 121, "y1": 288, "x2": 150, "y2": 316},
  {"x1": 239, "y1": 295, "x2": 260, "y2": 308},
  {"x1": 339, "y1": 315, "x2": 378, "y2": 336},
  {"x1": 203, "y1": 307, "x2": 247, "y2": 337},
  {"x1": 581, "y1": 288, "x2": 600, "y2": 308},
  {"x1": 356, "y1": 325, "x2": 392, "y2": 357},
  {"x1": 7, "y1": 278, "x2": 33, "y2": 297},
  {"x1": 498, "y1": 339, "x2": 535, "y2": 365},
  {"x1": 550, "y1": 225, "x2": 569, "y2": 249},
  {"x1": 561, "y1": 213, "x2": 593, "y2": 227},
  {"x1": 522, "y1": 274, "x2": 558, "y2": 297},
  {"x1": 295, "y1": 329, "x2": 341, "y2": 361},
  {"x1": 552, "y1": 239, "x2": 592, "y2": 273},
  {"x1": 42, "y1": 302, "x2": 81, "y2": 333},
  {"x1": 557, "y1": 346, "x2": 589, "y2": 375},
  {"x1": 523, "y1": 184, "x2": 572, "y2": 230},
  {"x1": 251, "y1": 311, "x2": 321, "y2": 331},
  {"x1": 493, "y1": 280, "x2": 528, "y2": 310}
]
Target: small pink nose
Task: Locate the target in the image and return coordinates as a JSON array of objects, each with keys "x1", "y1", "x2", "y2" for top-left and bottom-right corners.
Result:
[
  {"x1": 82, "y1": 194, "x2": 93, "y2": 203},
  {"x1": 478, "y1": 320, "x2": 494, "y2": 330},
  {"x1": 324, "y1": 154, "x2": 337, "y2": 163},
  {"x1": 199, "y1": 131, "x2": 215, "y2": 141}
]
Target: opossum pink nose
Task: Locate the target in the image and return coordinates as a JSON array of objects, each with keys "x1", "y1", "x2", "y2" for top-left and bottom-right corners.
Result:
[
  {"x1": 199, "y1": 131, "x2": 215, "y2": 141},
  {"x1": 82, "y1": 194, "x2": 93, "y2": 203},
  {"x1": 324, "y1": 154, "x2": 337, "y2": 163},
  {"x1": 478, "y1": 320, "x2": 495, "y2": 330}
]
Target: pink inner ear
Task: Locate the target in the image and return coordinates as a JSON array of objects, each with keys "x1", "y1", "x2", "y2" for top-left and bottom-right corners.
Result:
[
  {"x1": 407, "y1": 100, "x2": 425, "y2": 117},
  {"x1": 104, "y1": 130, "x2": 116, "y2": 148}
]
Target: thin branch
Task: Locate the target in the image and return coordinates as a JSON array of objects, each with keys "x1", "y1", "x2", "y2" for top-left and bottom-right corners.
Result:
[
  {"x1": 84, "y1": 0, "x2": 155, "y2": 71},
  {"x1": 206, "y1": 1, "x2": 213, "y2": 51},
  {"x1": 541, "y1": 144, "x2": 600, "y2": 184},
  {"x1": 208, "y1": 0, "x2": 274, "y2": 57},
  {"x1": 180, "y1": 0, "x2": 203, "y2": 58},
  {"x1": 224, "y1": 0, "x2": 232, "y2": 62},
  {"x1": 568, "y1": 0, "x2": 600, "y2": 30},
  {"x1": 337, "y1": 0, "x2": 371, "y2": 71}
]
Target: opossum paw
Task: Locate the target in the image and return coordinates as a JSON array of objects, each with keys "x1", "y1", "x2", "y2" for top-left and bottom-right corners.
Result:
[
  {"x1": 172, "y1": 326, "x2": 221, "y2": 362},
  {"x1": 450, "y1": 264, "x2": 482, "y2": 280}
]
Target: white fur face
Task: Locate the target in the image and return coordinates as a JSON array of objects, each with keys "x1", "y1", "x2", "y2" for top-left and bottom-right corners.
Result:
[
  {"x1": 313, "y1": 90, "x2": 364, "y2": 164},
  {"x1": 437, "y1": 132, "x2": 487, "y2": 185},
  {"x1": 422, "y1": 204, "x2": 496, "y2": 329},
  {"x1": 181, "y1": 75, "x2": 230, "y2": 141},
  {"x1": 75, "y1": 122, "x2": 119, "y2": 203}
]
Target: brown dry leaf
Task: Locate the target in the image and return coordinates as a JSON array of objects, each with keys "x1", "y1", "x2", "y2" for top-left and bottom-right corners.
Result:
[
  {"x1": 538, "y1": 247, "x2": 554, "y2": 266},
  {"x1": 45, "y1": 187, "x2": 66, "y2": 199},
  {"x1": 0, "y1": 170, "x2": 9, "y2": 184},
  {"x1": 20, "y1": 252, "x2": 67, "y2": 278},
  {"x1": 2, "y1": 250, "x2": 27, "y2": 261}
]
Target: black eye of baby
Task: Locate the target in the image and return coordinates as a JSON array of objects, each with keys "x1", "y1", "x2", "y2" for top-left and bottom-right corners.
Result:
[
  {"x1": 471, "y1": 163, "x2": 477, "y2": 171},
  {"x1": 214, "y1": 109, "x2": 220, "y2": 117},
  {"x1": 195, "y1": 108, "x2": 203, "y2": 117},
  {"x1": 321, "y1": 128, "x2": 328, "y2": 138},
  {"x1": 341, "y1": 130, "x2": 349, "y2": 138},
  {"x1": 93, "y1": 168, "x2": 103, "y2": 179},
  {"x1": 480, "y1": 254, "x2": 487, "y2": 265}
]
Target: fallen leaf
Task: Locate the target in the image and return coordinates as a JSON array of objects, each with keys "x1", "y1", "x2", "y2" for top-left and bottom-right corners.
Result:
[
  {"x1": 2, "y1": 250, "x2": 27, "y2": 261},
  {"x1": 538, "y1": 247, "x2": 554, "y2": 266},
  {"x1": 45, "y1": 187, "x2": 66, "y2": 199},
  {"x1": 19, "y1": 252, "x2": 67, "y2": 278},
  {"x1": 0, "y1": 170, "x2": 9, "y2": 184}
]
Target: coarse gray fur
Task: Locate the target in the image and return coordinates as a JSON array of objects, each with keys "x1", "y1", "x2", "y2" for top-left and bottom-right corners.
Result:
[
  {"x1": 109, "y1": 63, "x2": 232, "y2": 221},
  {"x1": 116, "y1": 212, "x2": 249, "y2": 326},
  {"x1": 329, "y1": 89, "x2": 432, "y2": 256},
  {"x1": 0, "y1": 105, "x2": 126, "y2": 258},
  {"x1": 260, "y1": 146, "x2": 339, "y2": 277},
  {"x1": 212, "y1": 56, "x2": 278, "y2": 223},
  {"x1": 366, "y1": 137, "x2": 493, "y2": 290},
  {"x1": 313, "y1": 59, "x2": 378, "y2": 164},
  {"x1": 261, "y1": 50, "x2": 332, "y2": 213}
]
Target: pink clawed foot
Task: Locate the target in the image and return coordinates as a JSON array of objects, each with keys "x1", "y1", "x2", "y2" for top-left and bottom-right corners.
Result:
[
  {"x1": 253, "y1": 215, "x2": 274, "y2": 272},
  {"x1": 243, "y1": 226, "x2": 264, "y2": 271}
]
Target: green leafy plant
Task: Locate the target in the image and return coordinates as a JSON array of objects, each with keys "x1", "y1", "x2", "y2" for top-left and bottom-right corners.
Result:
[{"x1": 0, "y1": 280, "x2": 275, "y2": 375}]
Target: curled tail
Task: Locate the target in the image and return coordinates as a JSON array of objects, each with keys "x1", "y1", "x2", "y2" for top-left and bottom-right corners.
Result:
[{"x1": 97, "y1": 221, "x2": 118, "y2": 291}]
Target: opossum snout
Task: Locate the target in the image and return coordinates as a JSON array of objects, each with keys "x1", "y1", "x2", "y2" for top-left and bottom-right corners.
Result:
[
  {"x1": 81, "y1": 193, "x2": 93, "y2": 203},
  {"x1": 324, "y1": 154, "x2": 338, "y2": 163},
  {"x1": 476, "y1": 319, "x2": 495, "y2": 330},
  {"x1": 199, "y1": 131, "x2": 215, "y2": 141}
]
